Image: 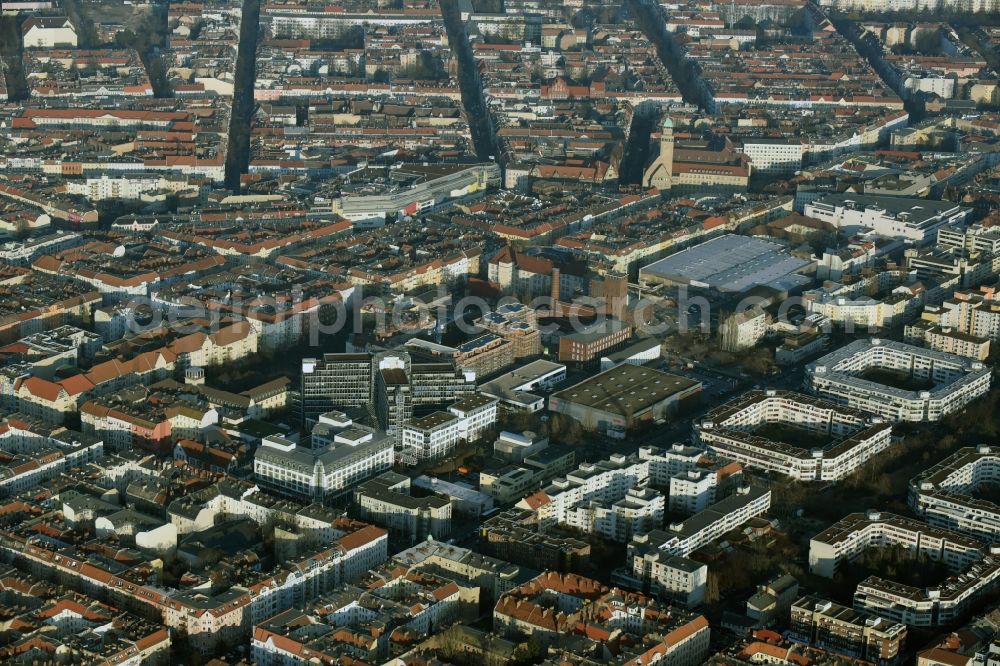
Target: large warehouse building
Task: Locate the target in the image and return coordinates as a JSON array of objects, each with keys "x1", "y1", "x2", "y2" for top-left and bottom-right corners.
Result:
[
  {"x1": 638, "y1": 234, "x2": 813, "y2": 294},
  {"x1": 548, "y1": 364, "x2": 701, "y2": 437}
]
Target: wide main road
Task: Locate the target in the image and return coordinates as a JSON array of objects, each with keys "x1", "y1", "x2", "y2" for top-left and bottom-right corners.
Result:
[
  {"x1": 224, "y1": 0, "x2": 262, "y2": 191},
  {"x1": 439, "y1": 0, "x2": 501, "y2": 162}
]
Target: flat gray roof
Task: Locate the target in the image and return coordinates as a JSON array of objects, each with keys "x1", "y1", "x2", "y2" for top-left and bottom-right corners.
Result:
[
  {"x1": 640, "y1": 234, "x2": 812, "y2": 293},
  {"x1": 810, "y1": 193, "x2": 963, "y2": 228},
  {"x1": 604, "y1": 336, "x2": 661, "y2": 362},
  {"x1": 551, "y1": 364, "x2": 700, "y2": 418},
  {"x1": 479, "y1": 360, "x2": 565, "y2": 398}
]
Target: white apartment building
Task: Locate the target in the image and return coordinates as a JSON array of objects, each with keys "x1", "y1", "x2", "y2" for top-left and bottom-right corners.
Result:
[
  {"x1": 904, "y1": 321, "x2": 990, "y2": 361},
  {"x1": 620, "y1": 547, "x2": 709, "y2": 608},
  {"x1": 938, "y1": 224, "x2": 1000, "y2": 256},
  {"x1": 21, "y1": 17, "x2": 77, "y2": 48},
  {"x1": 807, "y1": 338, "x2": 991, "y2": 422},
  {"x1": 643, "y1": 443, "x2": 711, "y2": 486},
  {"x1": 740, "y1": 139, "x2": 806, "y2": 176},
  {"x1": 819, "y1": 0, "x2": 1000, "y2": 12},
  {"x1": 628, "y1": 484, "x2": 772, "y2": 559},
  {"x1": 806, "y1": 293, "x2": 909, "y2": 331},
  {"x1": 354, "y1": 472, "x2": 452, "y2": 544},
  {"x1": 522, "y1": 452, "x2": 652, "y2": 528},
  {"x1": 519, "y1": 446, "x2": 714, "y2": 526},
  {"x1": 266, "y1": 10, "x2": 436, "y2": 39},
  {"x1": 398, "y1": 395, "x2": 498, "y2": 465},
  {"x1": 240, "y1": 522, "x2": 389, "y2": 629},
  {"x1": 696, "y1": 390, "x2": 893, "y2": 482},
  {"x1": 508, "y1": 446, "x2": 749, "y2": 547},
  {"x1": 562, "y1": 486, "x2": 665, "y2": 543},
  {"x1": 810, "y1": 511, "x2": 1000, "y2": 627},
  {"x1": 64, "y1": 174, "x2": 197, "y2": 202},
  {"x1": 803, "y1": 269, "x2": 932, "y2": 331},
  {"x1": 718, "y1": 307, "x2": 769, "y2": 352},
  {"x1": 254, "y1": 414, "x2": 393, "y2": 499},
  {"x1": 804, "y1": 194, "x2": 968, "y2": 245},
  {"x1": 0, "y1": 419, "x2": 104, "y2": 495},
  {"x1": 809, "y1": 510, "x2": 986, "y2": 578},
  {"x1": 0, "y1": 230, "x2": 81, "y2": 266},
  {"x1": 790, "y1": 595, "x2": 907, "y2": 665},
  {"x1": 910, "y1": 445, "x2": 1000, "y2": 543},
  {"x1": 926, "y1": 286, "x2": 1000, "y2": 342},
  {"x1": 668, "y1": 462, "x2": 743, "y2": 515}
]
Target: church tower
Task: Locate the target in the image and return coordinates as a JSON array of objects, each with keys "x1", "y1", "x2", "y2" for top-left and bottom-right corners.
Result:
[{"x1": 642, "y1": 115, "x2": 674, "y2": 190}]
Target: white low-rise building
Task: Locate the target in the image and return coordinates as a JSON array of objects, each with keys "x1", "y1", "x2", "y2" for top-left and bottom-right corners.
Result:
[
  {"x1": 398, "y1": 395, "x2": 497, "y2": 465},
  {"x1": 804, "y1": 194, "x2": 968, "y2": 245},
  {"x1": 477, "y1": 359, "x2": 566, "y2": 412},
  {"x1": 22, "y1": 16, "x2": 77, "y2": 48}
]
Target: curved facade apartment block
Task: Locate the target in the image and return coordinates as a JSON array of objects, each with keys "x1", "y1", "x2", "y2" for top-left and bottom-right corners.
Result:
[
  {"x1": 910, "y1": 445, "x2": 1000, "y2": 543},
  {"x1": 809, "y1": 510, "x2": 1000, "y2": 627},
  {"x1": 806, "y1": 338, "x2": 991, "y2": 422},
  {"x1": 696, "y1": 389, "x2": 892, "y2": 482}
]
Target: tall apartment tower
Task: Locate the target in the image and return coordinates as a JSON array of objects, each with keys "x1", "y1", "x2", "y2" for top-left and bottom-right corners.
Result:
[{"x1": 642, "y1": 116, "x2": 674, "y2": 190}]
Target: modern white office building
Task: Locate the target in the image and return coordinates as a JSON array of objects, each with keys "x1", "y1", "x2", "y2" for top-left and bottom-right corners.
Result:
[
  {"x1": 804, "y1": 194, "x2": 968, "y2": 245},
  {"x1": 253, "y1": 413, "x2": 393, "y2": 499},
  {"x1": 696, "y1": 390, "x2": 893, "y2": 481},
  {"x1": 806, "y1": 338, "x2": 991, "y2": 422},
  {"x1": 477, "y1": 359, "x2": 567, "y2": 412},
  {"x1": 398, "y1": 395, "x2": 498, "y2": 465}
]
